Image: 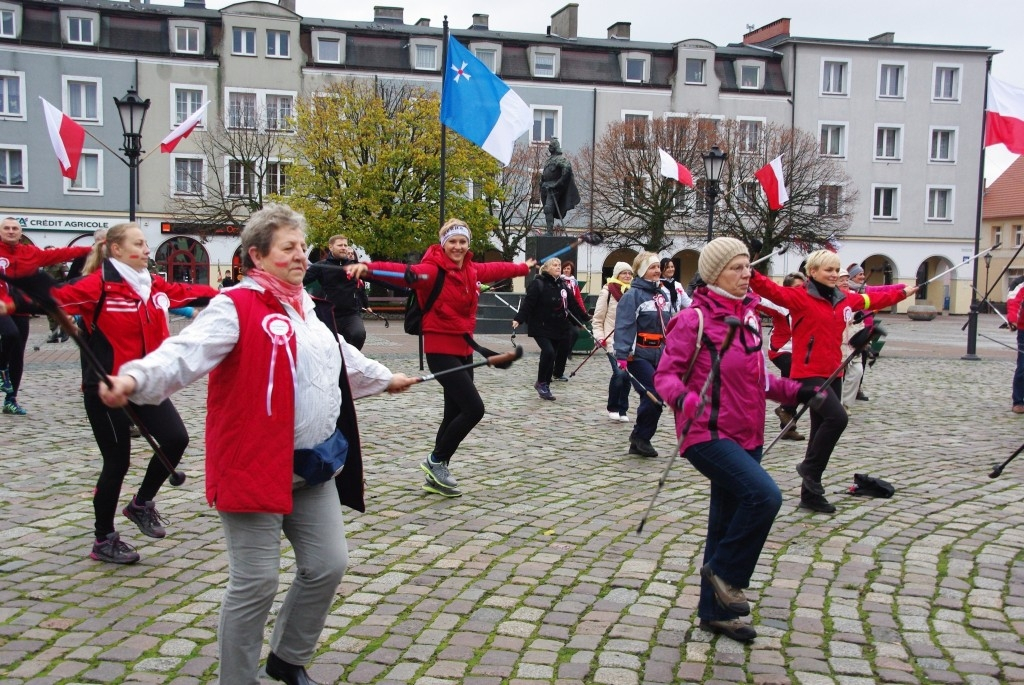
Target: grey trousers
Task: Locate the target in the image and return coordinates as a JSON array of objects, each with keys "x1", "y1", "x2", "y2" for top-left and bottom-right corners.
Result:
[{"x1": 217, "y1": 482, "x2": 348, "y2": 685}]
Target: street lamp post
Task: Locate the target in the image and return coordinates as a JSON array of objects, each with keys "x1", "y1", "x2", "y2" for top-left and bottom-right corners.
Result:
[
  {"x1": 113, "y1": 87, "x2": 150, "y2": 222},
  {"x1": 983, "y1": 251, "x2": 993, "y2": 314},
  {"x1": 701, "y1": 145, "x2": 727, "y2": 243}
]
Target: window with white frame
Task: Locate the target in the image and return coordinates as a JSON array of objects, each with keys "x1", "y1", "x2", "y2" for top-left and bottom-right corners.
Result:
[
  {"x1": 623, "y1": 112, "x2": 651, "y2": 149},
  {"x1": 0, "y1": 7, "x2": 17, "y2": 39},
  {"x1": 67, "y1": 15, "x2": 94, "y2": 44},
  {"x1": 878, "y1": 63, "x2": 904, "y2": 98},
  {"x1": 738, "y1": 118, "x2": 762, "y2": 153},
  {"x1": 623, "y1": 175, "x2": 644, "y2": 207},
  {"x1": 624, "y1": 57, "x2": 647, "y2": 83},
  {"x1": 173, "y1": 156, "x2": 204, "y2": 196},
  {"x1": 926, "y1": 186, "x2": 954, "y2": 221},
  {"x1": 266, "y1": 94, "x2": 293, "y2": 131},
  {"x1": 872, "y1": 185, "x2": 899, "y2": 220},
  {"x1": 1015, "y1": 225, "x2": 1023, "y2": 248},
  {"x1": 0, "y1": 145, "x2": 25, "y2": 190},
  {"x1": 265, "y1": 161, "x2": 289, "y2": 195},
  {"x1": 993, "y1": 225, "x2": 1002, "y2": 247},
  {"x1": 534, "y1": 52, "x2": 556, "y2": 78},
  {"x1": 532, "y1": 107, "x2": 559, "y2": 143},
  {"x1": 266, "y1": 29, "x2": 289, "y2": 58},
  {"x1": 414, "y1": 44, "x2": 437, "y2": 70},
  {"x1": 66, "y1": 150, "x2": 101, "y2": 193},
  {"x1": 685, "y1": 58, "x2": 706, "y2": 84},
  {"x1": 474, "y1": 48, "x2": 496, "y2": 72},
  {"x1": 63, "y1": 77, "x2": 101, "y2": 123},
  {"x1": 819, "y1": 122, "x2": 846, "y2": 157},
  {"x1": 875, "y1": 125, "x2": 902, "y2": 160},
  {"x1": 933, "y1": 64, "x2": 961, "y2": 101},
  {"x1": 173, "y1": 86, "x2": 204, "y2": 126},
  {"x1": 227, "y1": 91, "x2": 258, "y2": 129},
  {"x1": 739, "y1": 64, "x2": 760, "y2": 89},
  {"x1": 818, "y1": 185, "x2": 841, "y2": 216},
  {"x1": 930, "y1": 128, "x2": 957, "y2": 163},
  {"x1": 175, "y1": 26, "x2": 199, "y2": 53},
  {"x1": 0, "y1": 71, "x2": 23, "y2": 118},
  {"x1": 316, "y1": 37, "x2": 341, "y2": 63},
  {"x1": 737, "y1": 181, "x2": 760, "y2": 206},
  {"x1": 227, "y1": 159, "x2": 255, "y2": 197},
  {"x1": 821, "y1": 60, "x2": 848, "y2": 95},
  {"x1": 232, "y1": 27, "x2": 256, "y2": 55}
]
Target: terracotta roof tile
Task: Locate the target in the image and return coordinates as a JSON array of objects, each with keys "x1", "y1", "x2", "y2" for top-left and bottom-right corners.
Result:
[{"x1": 985, "y1": 156, "x2": 1024, "y2": 219}]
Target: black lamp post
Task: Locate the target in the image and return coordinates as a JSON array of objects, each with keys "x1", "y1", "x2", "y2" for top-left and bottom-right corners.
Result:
[
  {"x1": 114, "y1": 87, "x2": 150, "y2": 222},
  {"x1": 983, "y1": 251, "x2": 993, "y2": 314},
  {"x1": 702, "y1": 145, "x2": 727, "y2": 243}
]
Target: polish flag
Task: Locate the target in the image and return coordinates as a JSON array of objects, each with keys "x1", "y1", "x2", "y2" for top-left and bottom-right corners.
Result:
[
  {"x1": 160, "y1": 101, "x2": 210, "y2": 153},
  {"x1": 40, "y1": 97, "x2": 85, "y2": 180},
  {"x1": 657, "y1": 148, "x2": 694, "y2": 187},
  {"x1": 985, "y1": 77, "x2": 1024, "y2": 155},
  {"x1": 754, "y1": 154, "x2": 789, "y2": 211}
]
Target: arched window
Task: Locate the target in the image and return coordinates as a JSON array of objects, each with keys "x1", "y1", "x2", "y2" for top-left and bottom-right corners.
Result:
[{"x1": 155, "y1": 236, "x2": 210, "y2": 285}]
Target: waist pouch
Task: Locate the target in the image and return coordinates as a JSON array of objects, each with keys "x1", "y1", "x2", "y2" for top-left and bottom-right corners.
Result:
[
  {"x1": 294, "y1": 428, "x2": 349, "y2": 485},
  {"x1": 636, "y1": 332, "x2": 664, "y2": 348}
]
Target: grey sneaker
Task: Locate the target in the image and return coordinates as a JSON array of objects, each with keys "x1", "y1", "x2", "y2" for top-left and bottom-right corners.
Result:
[
  {"x1": 90, "y1": 532, "x2": 140, "y2": 565},
  {"x1": 421, "y1": 457, "x2": 458, "y2": 488},
  {"x1": 422, "y1": 476, "x2": 462, "y2": 498},
  {"x1": 700, "y1": 564, "x2": 750, "y2": 616},
  {"x1": 123, "y1": 498, "x2": 167, "y2": 538}
]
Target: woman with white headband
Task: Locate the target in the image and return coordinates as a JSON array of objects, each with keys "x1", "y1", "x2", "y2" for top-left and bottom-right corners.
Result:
[{"x1": 347, "y1": 219, "x2": 536, "y2": 497}]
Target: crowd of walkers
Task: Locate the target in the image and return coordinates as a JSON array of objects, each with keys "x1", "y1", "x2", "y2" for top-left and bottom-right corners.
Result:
[{"x1": 2, "y1": 205, "x2": 922, "y2": 680}]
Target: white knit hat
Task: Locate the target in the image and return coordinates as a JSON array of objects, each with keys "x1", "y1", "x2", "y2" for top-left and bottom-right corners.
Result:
[
  {"x1": 698, "y1": 237, "x2": 749, "y2": 285},
  {"x1": 632, "y1": 252, "x2": 661, "y2": 280},
  {"x1": 613, "y1": 261, "x2": 633, "y2": 278}
]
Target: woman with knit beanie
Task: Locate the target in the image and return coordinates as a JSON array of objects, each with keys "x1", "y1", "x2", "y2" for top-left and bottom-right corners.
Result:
[
  {"x1": 656, "y1": 236, "x2": 817, "y2": 643},
  {"x1": 592, "y1": 261, "x2": 634, "y2": 421}
]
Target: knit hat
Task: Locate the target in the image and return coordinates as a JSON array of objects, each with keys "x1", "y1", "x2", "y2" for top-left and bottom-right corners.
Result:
[
  {"x1": 848, "y1": 264, "x2": 864, "y2": 279},
  {"x1": 613, "y1": 261, "x2": 633, "y2": 278},
  {"x1": 839, "y1": 268, "x2": 849, "y2": 278},
  {"x1": 633, "y1": 252, "x2": 661, "y2": 280},
  {"x1": 698, "y1": 237, "x2": 749, "y2": 285}
]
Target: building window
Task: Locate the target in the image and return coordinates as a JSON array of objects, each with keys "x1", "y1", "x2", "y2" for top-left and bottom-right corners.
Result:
[
  {"x1": 534, "y1": 52, "x2": 556, "y2": 78},
  {"x1": 67, "y1": 16, "x2": 93, "y2": 44},
  {"x1": 266, "y1": 161, "x2": 289, "y2": 195},
  {"x1": 316, "y1": 37, "x2": 341, "y2": 63},
  {"x1": 933, "y1": 65, "x2": 961, "y2": 101},
  {"x1": 878, "y1": 63, "x2": 904, "y2": 98},
  {"x1": 532, "y1": 107, "x2": 559, "y2": 143},
  {"x1": 623, "y1": 175, "x2": 643, "y2": 207},
  {"x1": 0, "y1": 145, "x2": 25, "y2": 190},
  {"x1": 737, "y1": 181, "x2": 760, "y2": 206},
  {"x1": 175, "y1": 26, "x2": 199, "y2": 53},
  {"x1": 739, "y1": 65, "x2": 760, "y2": 89},
  {"x1": 872, "y1": 185, "x2": 899, "y2": 221},
  {"x1": 474, "y1": 48, "x2": 496, "y2": 72},
  {"x1": 818, "y1": 185, "x2": 841, "y2": 216},
  {"x1": 227, "y1": 91, "x2": 257, "y2": 129},
  {"x1": 266, "y1": 29, "x2": 289, "y2": 58},
  {"x1": 685, "y1": 58, "x2": 705, "y2": 85},
  {"x1": 0, "y1": 71, "x2": 22, "y2": 118},
  {"x1": 738, "y1": 119, "x2": 762, "y2": 153},
  {"x1": 0, "y1": 9, "x2": 16, "y2": 39},
  {"x1": 173, "y1": 87, "x2": 204, "y2": 126},
  {"x1": 415, "y1": 44, "x2": 437, "y2": 70},
  {"x1": 930, "y1": 128, "x2": 956, "y2": 162},
  {"x1": 875, "y1": 126, "x2": 902, "y2": 160},
  {"x1": 1016, "y1": 225, "x2": 1023, "y2": 248},
  {"x1": 625, "y1": 58, "x2": 646, "y2": 83},
  {"x1": 821, "y1": 60, "x2": 848, "y2": 95},
  {"x1": 927, "y1": 187, "x2": 953, "y2": 221},
  {"x1": 623, "y1": 112, "x2": 650, "y2": 149},
  {"x1": 266, "y1": 94, "x2": 293, "y2": 131},
  {"x1": 67, "y1": 151, "x2": 101, "y2": 193},
  {"x1": 64, "y1": 77, "x2": 101, "y2": 123},
  {"x1": 994, "y1": 226, "x2": 1002, "y2": 246},
  {"x1": 174, "y1": 157, "x2": 204, "y2": 195},
  {"x1": 232, "y1": 27, "x2": 256, "y2": 55},
  {"x1": 227, "y1": 159, "x2": 254, "y2": 197},
  {"x1": 819, "y1": 123, "x2": 846, "y2": 157}
]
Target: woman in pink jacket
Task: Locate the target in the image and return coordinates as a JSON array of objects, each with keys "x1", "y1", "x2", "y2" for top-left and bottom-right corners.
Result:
[{"x1": 655, "y1": 238, "x2": 816, "y2": 644}]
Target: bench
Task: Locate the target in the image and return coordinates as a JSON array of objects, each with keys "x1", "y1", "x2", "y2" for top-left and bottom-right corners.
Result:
[{"x1": 367, "y1": 296, "x2": 406, "y2": 314}]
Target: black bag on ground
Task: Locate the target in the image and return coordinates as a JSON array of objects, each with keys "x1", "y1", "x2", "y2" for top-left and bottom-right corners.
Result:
[
  {"x1": 849, "y1": 473, "x2": 895, "y2": 498},
  {"x1": 404, "y1": 266, "x2": 445, "y2": 335}
]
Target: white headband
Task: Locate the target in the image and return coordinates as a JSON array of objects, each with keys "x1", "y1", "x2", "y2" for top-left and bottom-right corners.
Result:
[{"x1": 440, "y1": 224, "x2": 471, "y2": 245}]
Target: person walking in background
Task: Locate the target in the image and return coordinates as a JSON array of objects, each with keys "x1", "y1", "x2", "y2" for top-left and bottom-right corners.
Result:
[
  {"x1": 1006, "y1": 276, "x2": 1024, "y2": 414},
  {"x1": 592, "y1": 261, "x2": 633, "y2": 422},
  {"x1": 757, "y1": 271, "x2": 806, "y2": 440},
  {"x1": 346, "y1": 219, "x2": 535, "y2": 498},
  {"x1": 614, "y1": 252, "x2": 672, "y2": 458},
  {"x1": 846, "y1": 263, "x2": 903, "y2": 403},
  {"x1": 303, "y1": 234, "x2": 370, "y2": 350},
  {"x1": 659, "y1": 257, "x2": 692, "y2": 315},
  {"x1": 66, "y1": 227, "x2": 107, "y2": 282},
  {"x1": 513, "y1": 257, "x2": 590, "y2": 401},
  {"x1": 0, "y1": 217, "x2": 92, "y2": 415},
  {"x1": 655, "y1": 237, "x2": 816, "y2": 643},
  {"x1": 42, "y1": 249, "x2": 69, "y2": 343},
  {"x1": 51, "y1": 222, "x2": 217, "y2": 564},
  {"x1": 554, "y1": 259, "x2": 588, "y2": 379}
]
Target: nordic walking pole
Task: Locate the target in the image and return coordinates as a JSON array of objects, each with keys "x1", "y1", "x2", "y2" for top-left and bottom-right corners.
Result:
[
  {"x1": 362, "y1": 307, "x2": 390, "y2": 328},
  {"x1": 919, "y1": 243, "x2": 1001, "y2": 289},
  {"x1": 608, "y1": 352, "x2": 664, "y2": 407},
  {"x1": 413, "y1": 346, "x2": 523, "y2": 383},
  {"x1": 569, "y1": 330, "x2": 614, "y2": 378},
  {"x1": 537, "y1": 230, "x2": 605, "y2": 264},
  {"x1": 750, "y1": 245, "x2": 790, "y2": 268},
  {"x1": 990, "y1": 439, "x2": 1024, "y2": 478},
  {"x1": 637, "y1": 316, "x2": 742, "y2": 535}
]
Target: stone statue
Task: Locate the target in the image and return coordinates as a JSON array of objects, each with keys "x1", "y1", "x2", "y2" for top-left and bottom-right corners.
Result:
[{"x1": 539, "y1": 138, "x2": 580, "y2": 232}]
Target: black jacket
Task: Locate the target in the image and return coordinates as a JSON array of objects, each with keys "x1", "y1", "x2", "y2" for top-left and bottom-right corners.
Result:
[
  {"x1": 515, "y1": 272, "x2": 589, "y2": 339},
  {"x1": 303, "y1": 256, "x2": 368, "y2": 318}
]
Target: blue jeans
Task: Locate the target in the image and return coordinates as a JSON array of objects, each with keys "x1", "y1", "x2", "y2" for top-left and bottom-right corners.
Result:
[
  {"x1": 1013, "y1": 328, "x2": 1024, "y2": 406},
  {"x1": 626, "y1": 357, "x2": 662, "y2": 441},
  {"x1": 685, "y1": 439, "x2": 781, "y2": 621}
]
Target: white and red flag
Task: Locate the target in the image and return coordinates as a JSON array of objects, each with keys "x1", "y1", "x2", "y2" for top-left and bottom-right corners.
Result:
[
  {"x1": 40, "y1": 97, "x2": 85, "y2": 180},
  {"x1": 754, "y1": 154, "x2": 789, "y2": 211},
  {"x1": 985, "y1": 77, "x2": 1024, "y2": 155},
  {"x1": 160, "y1": 101, "x2": 210, "y2": 153},
  {"x1": 657, "y1": 148, "x2": 694, "y2": 187}
]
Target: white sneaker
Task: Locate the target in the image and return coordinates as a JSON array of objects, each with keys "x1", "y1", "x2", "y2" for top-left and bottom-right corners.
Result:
[
  {"x1": 608, "y1": 411, "x2": 620, "y2": 421},
  {"x1": 618, "y1": 414, "x2": 630, "y2": 423}
]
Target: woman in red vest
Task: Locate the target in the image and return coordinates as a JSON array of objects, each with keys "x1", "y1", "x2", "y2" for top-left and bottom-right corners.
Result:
[{"x1": 99, "y1": 204, "x2": 415, "y2": 685}]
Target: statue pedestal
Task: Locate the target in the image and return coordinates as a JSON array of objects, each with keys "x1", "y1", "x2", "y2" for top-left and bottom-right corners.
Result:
[{"x1": 906, "y1": 304, "x2": 938, "y2": 321}]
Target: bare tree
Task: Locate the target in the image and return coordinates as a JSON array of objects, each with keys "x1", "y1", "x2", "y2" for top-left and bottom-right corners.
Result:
[{"x1": 482, "y1": 142, "x2": 547, "y2": 261}]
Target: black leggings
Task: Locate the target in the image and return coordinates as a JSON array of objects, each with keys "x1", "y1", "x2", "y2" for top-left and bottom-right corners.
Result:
[
  {"x1": 425, "y1": 353, "x2": 485, "y2": 463},
  {"x1": 0, "y1": 315, "x2": 29, "y2": 400},
  {"x1": 797, "y1": 376, "x2": 847, "y2": 496},
  {"x1": 533, "y1": 334, "x2": 572, "y2": 383},
  {"x1": 83, "y1": 393, "x2": 189, "y2": 538}
]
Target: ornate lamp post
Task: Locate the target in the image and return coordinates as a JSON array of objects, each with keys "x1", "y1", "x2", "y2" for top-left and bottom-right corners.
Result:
[
  {"x1": 702, "y1": 145, "x2": 727, "y2": 243},
  {"x1": 113, "y1": 87, "x2": 150, "y2": 222},
  {"x1": 983, "y1": 251, "x2": 993, "y2": 313}
]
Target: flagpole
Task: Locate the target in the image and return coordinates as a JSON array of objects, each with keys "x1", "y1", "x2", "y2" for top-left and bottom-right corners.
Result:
[
  {"x1": 963, "y1": 56, "x2": 993, "y2": 361},
  {"x1": 439, "y1": 17, "x2": 449, "y2": 230}
]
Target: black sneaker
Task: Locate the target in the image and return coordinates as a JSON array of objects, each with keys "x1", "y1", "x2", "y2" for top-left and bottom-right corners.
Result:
[
  {"x1": 45, "y1": 332, "x2": 60, "y2": 343},
  {"x1": 799, "y1": 495, "x2": 837, "y2": 514},
  {"x1": 795, "y1": 462, "x2": 824, "y2": 496},
  {"x1": 90, "y1": 532, "x2": 140, "y2": 564},
  {"x1": 123, "y1": 498, "x2": 167, "y2": 538},
  {"x1": 553, "y1": 375, "x2": 569, "y2": 382},
  {"x1": 856, "y1": 391, "x2": 869, "y2": 401},
  {"x1": 628, "y1": 437, "x2": 658, "y2": 458}
]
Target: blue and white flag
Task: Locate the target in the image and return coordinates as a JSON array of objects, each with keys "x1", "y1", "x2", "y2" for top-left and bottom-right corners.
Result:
[{"x1": 440, "y1": 35, "x2": 532, "y2": 165}]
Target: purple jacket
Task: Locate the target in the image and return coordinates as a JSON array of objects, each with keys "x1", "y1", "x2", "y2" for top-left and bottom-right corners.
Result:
[{"x1": 654, "y1": 288, "x2": 801, "y2": 453}]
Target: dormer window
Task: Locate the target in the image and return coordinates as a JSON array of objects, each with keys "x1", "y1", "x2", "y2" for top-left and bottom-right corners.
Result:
[
  {"x1": 61, "y1": 10, "x2": 99, "y2": 46},
  {"x1": 470, "y1": 41, "x2": 502, "y2": 74},
  {"x1": 312, "y1": 31, "x2": 345, "y2": 64},
  {"x1": 0, "y1": 3, "x2": 21, "y2": 40},
  {"x1": 170, "y1": 21, "x2": 204, "y2": 55},
  {"x1": 528, "y1": 47, "x2": 560, "y2": 79},
  {"x1": 620, "y1": 51, "x2": 651, "y2": 84},
  {"x1": 409, "y1": 38, "x2": 441, "y2": 71},
  {"x1": 739, "y1": 64, "x2": 760, "y2": 89}
]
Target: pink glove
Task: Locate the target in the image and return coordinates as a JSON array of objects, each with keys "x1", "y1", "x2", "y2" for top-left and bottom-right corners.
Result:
[
  {"x1": 598, "y1": 338, "x2": 607, "y2": 348},
  {"x1": 617, "y1": 359, "x2": 628, "y2": 371},
  {"x1": 679, "y1": 392, "x2": 699, "y2": 421}
]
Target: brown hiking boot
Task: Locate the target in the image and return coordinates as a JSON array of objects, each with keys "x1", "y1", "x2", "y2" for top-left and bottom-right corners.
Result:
[{"x1": 700, "y1": 564, "x2": 750, "y2": 616}]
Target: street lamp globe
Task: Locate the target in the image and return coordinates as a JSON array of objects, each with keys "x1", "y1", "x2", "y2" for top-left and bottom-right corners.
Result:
[
  {"x1": 113, "y1": 87, "x2": 150, "y2": 222},
  {"x1": 702, "y1": 145, "x2": 727, "y2": 184}
]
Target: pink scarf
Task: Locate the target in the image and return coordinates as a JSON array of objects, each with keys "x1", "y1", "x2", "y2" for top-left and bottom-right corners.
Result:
[{"x1": 248, "y1": 268, "x2": 305, "y2": 319}]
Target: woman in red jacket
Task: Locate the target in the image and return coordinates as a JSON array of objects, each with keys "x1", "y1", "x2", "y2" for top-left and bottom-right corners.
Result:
[
  {"x1": 347, "y1": 218, "x2": 535, "y2": 497},
  {"x1": 53, "y1": 222, "x2": 217, "y2": 564},
  {"x1": 749, "y1": 249, "x2": 916, "y2": 513}
]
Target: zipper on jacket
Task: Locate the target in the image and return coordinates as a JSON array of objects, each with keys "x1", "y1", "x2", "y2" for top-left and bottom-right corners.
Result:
[{"x1": 804, "y1": 335, "x2": 814, "y2": 364}]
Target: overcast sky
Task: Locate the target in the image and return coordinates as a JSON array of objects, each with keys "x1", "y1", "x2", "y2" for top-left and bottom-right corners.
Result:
[{"x1": 175, "y1": 0, "x2": 1023, "y2": 180}]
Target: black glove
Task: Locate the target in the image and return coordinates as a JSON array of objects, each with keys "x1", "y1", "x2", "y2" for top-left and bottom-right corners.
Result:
[{"x1": 796, "y1": 385, "x2": 828, "y2": 411}]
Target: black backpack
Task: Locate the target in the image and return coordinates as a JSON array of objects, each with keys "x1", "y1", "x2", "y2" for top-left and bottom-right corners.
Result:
[{"x1": 404, "y1": 267, "x2": 445, "y2": 335}]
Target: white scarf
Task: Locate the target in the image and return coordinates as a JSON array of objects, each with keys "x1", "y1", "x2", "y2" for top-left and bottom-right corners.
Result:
[
  {"x1": 110, "y1": 258, "x2": 152, "y2": 303},
  {"x1": 708, "y1": 284, "x2": 743, "y2": 301}
]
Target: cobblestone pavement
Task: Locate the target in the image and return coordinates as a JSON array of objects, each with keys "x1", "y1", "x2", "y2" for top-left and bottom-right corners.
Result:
[{"x1": 2, "y1": 313, "x2": 1024, "y2": 684}]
